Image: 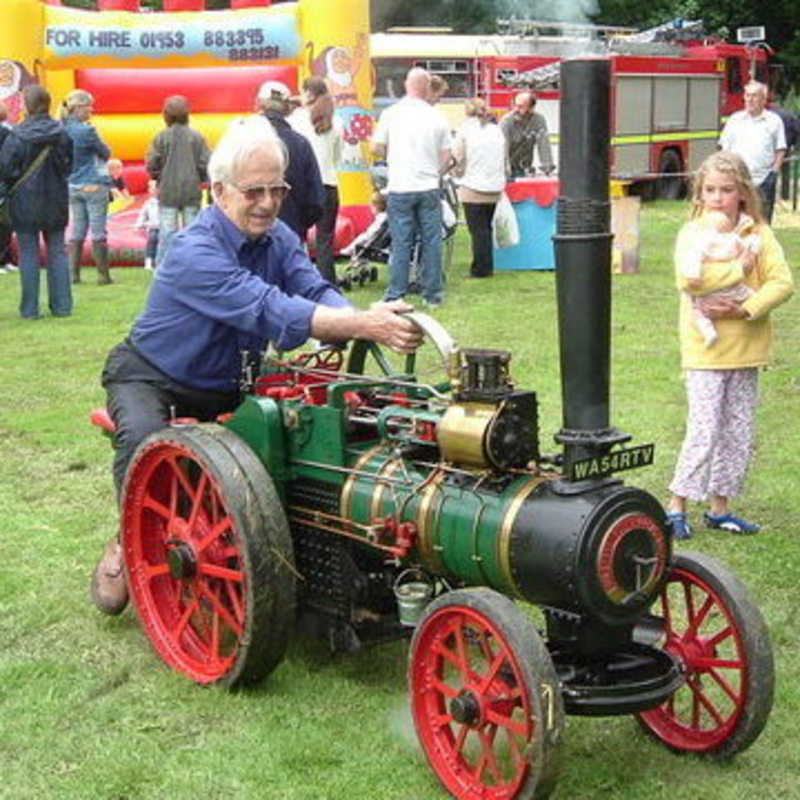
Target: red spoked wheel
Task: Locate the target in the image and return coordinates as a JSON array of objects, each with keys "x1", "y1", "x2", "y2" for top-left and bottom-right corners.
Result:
[
  {"x1": 121, "y1": 424, "x2": 296, "y2": 687},
  {"x1": 636, "y1": 551, "x2": 774, "y2": 757},
  {"x1": 410, "y1": 588, "x2": 564, "y2": 800}
]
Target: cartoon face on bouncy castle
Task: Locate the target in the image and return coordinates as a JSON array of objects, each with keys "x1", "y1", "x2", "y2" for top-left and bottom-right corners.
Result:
[
  {"x1": 307, "y1": 32, "x2": 373, "y2": 168},
  {"x1": 0, "y1": 0, "x2": 374, "y2": 207},
  {"x1": 0, "y1": 60, "x2": 36, "y2": 124}
]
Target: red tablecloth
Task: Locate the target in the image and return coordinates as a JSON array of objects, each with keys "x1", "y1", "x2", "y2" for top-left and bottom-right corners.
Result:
[{"x1": 504, "y1": 178, "x2": 559, "y2": 207}]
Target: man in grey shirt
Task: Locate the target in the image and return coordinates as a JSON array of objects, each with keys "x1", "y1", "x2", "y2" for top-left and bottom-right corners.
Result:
[{"x1": 500, "y1": 91, "x2": 554, "y2": 179}]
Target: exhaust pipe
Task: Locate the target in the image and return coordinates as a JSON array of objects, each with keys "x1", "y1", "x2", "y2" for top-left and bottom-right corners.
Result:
[{"x1": 553, "y1": 57, "x2": 629, "y2": 483}]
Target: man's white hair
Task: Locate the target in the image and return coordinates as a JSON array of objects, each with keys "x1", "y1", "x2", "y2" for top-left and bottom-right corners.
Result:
[
  {"x1": 208, "y1": 116, "x2": 287, "y2": 185},
  {"x1": 744, "y1": 80, "x2": 767, "y2": 96}
]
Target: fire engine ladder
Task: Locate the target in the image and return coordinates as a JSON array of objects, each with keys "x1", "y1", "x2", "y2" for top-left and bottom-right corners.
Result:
[
  {"x1": 610, "y1": 18, "x2": 704, "y2": 44},
  {"x1": 508, "y1": 60, "x2": 561, "y2": 90},
  {"x1": 496, "y1": 18, "x2": 636, "y2": 40}
]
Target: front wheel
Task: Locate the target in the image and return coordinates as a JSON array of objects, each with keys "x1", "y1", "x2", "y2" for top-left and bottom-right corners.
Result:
[
  {"x1": 410, "y1": 588, "x2": 564, "y2": 799},
  {"x1": 121, "y1": 424, "x2": 296, "y2": 687},
  {"x1": 636, "y1": 551, "x2": 774, "y2": 758}
]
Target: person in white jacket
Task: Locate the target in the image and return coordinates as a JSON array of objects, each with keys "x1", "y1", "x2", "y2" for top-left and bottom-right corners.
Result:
[
  {"x1": 451, "y1": 98, "x2": 508, "y2": 278},
  {"x1": 135, "y1": 180, "x2": 160, "y2": 271}
]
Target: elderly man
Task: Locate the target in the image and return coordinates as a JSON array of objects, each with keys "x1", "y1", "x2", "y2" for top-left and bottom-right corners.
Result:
[
  {"x1": 719, "y1": 81, "x2": 786, "y2": 222},
  {"x1": 91, "y1": 121, "x2": 422, "y2": 615},
  {"x1": 256, "y1": 80, "x2": 324, "y2": 243},
  {"x1": 372, "y1": 67, "x2": 451, "y2": 308},
  {"x1": 500, "y1": 91, "x2": 554, "y2": 179}
]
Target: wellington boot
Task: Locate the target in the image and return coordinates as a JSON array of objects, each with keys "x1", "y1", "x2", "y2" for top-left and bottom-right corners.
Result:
[
  {"x1": 93, "y1": 240, "x2": 113, "y2": 285},
  {"x1": 68, "y1": 239, "x2": 84, "y2": 284}
]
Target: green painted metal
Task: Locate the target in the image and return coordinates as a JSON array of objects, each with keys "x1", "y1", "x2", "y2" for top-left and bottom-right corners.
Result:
[
  {"x1": 285, "y1": 402, "x2": 348, "y2": 486},
  {"x1": 223, "y1": 396, "x2": 288, "y2": 498},
  {"x1": 342, "y1": 446, "x2": 524, "y2": 596}
]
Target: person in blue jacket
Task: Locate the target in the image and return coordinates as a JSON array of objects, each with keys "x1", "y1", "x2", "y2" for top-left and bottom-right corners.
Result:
[
  {"x1": 62, "y1": 89, "x2": 114, "y2": 285},
  {"x1": 0, "y1": 84, "x2": 73, "y2": 319},
  {"x1": 90, "y1": 119, "x2": 422, "y2": 616}
]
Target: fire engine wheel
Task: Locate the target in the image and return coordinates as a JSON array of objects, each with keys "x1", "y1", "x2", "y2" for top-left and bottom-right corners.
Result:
[
  {"x1": 636, "y1": 551, "x2": 774, "y2": 758},
  {"x1": 656, "y1": 149, "x2": 685, "y2": 200},
  {"x1": 121, "y1": 423, "x2": 296, "y2": 687},
  {"x1": 410, "y1": 588, "x2": 564, "y2": 800}
]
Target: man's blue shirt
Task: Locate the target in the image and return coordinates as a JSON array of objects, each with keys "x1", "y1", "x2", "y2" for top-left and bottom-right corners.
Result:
[{"x1": 131, "y1": 204, "x2": 350, "y2": 392}]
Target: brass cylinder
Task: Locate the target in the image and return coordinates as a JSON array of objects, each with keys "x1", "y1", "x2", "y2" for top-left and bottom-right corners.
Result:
[{"x1": 437, "y1": 403, "x2": 496, "y2": 468}]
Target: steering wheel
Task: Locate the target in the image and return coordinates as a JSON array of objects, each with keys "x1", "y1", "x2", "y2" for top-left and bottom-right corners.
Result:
[{"x1": 345, "y1": 312, "x2": 458, "y2": 380}]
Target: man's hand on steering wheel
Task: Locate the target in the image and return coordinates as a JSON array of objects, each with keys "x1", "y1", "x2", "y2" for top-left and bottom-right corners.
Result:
[{"x1": 367, "y1": 300, "x2": 424, "y2": 354}]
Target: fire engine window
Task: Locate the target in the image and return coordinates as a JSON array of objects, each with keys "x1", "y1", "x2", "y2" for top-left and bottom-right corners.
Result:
[
  {"x1": 726, "y1": 57, "x2": 743, "y2": 94},
  {"x1": 414, "y1": 59, "x2": 473, "y2": 98}
]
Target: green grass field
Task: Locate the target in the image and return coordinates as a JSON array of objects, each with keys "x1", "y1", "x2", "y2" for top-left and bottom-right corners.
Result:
[{"x1": 0, "y1": 200, "x2": 798, "y2": 800}]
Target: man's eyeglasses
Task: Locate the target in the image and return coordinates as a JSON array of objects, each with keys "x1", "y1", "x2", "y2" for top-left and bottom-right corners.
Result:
[{"x1": 231, "y1": 181, "x2": 291, "y2": 202}]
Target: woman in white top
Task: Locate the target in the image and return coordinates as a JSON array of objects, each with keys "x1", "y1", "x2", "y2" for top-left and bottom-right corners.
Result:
[
  {"x1": 289, "y1": 77, "x2": 343, "y2": 283},
  {"x1": 451, "y1": 98, "x2": 508, "y2": 278}
]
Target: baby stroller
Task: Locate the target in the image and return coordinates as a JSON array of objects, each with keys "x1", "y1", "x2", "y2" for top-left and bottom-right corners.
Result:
[{"x1": 339, "y1": 175, "x2": 459, "y2": 292}]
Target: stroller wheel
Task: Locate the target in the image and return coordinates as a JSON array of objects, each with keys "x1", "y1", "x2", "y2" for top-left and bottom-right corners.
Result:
[
  {"x1": 339, "y1": 278, "x2": 352, "y2": 292},
  {"x1": 370, "y1": 267, "x2": 378, "y2": 282}
]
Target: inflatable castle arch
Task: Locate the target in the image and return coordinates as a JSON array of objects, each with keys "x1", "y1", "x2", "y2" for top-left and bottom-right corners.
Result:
[{"x1": 0, "y1": 0, "x2": 373, "y2": 265}]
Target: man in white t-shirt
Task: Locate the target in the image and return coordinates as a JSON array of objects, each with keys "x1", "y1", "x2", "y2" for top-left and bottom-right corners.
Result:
[
  {"x1": 719, "y1": 81, "x2": 786, "y2": 222},
  {"x1": 372, "y1": 68, "x2": 451, "y2": 307}
]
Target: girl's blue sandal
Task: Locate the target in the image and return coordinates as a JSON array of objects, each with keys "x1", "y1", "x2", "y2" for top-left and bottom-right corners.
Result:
[
  {"x1": 667, "y1": 511, "x2": 693, "y2": 540},
  {"x1": 704, "y1": 512, "x2": 761, "y2": 535}
]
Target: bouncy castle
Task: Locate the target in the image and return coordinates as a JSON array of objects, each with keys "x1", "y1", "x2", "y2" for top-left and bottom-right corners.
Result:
[{"x1": 0, "y1": 0, "x2": 373, "y2": 266}]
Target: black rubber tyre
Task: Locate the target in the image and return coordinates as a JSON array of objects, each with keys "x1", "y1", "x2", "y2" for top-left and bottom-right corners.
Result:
[
  {"x1": 656, "y1": 149, "x2": 686, "y2": 200},
  {"x1": 121, "y1": 423, "x2": 296, "y2": 687},
  {"x1": 636, "y1": 551, "x2": 774, "y2": 758},
  {"x1": 410, "y1": 588, "x2": 564, "y2": 799}
]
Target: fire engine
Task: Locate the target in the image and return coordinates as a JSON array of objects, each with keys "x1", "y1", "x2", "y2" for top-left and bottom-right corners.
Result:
[{"x1": 371, "y1": 19, "x2": 780, "y2": 197}]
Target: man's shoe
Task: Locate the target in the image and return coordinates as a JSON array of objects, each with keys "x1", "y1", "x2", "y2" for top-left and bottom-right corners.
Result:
[
  {"x1": 667, "y1": 511, "x2": 693, "y2": 540},
  {"x1": 422, "y1": 299, "x2": 442, "y2": 310},
  {"x1": 90, "y1": 539, "x2": 129, "y2": 615},
  {"x1": 704, "y1": 512, "x2": 761, "y2": 535}
]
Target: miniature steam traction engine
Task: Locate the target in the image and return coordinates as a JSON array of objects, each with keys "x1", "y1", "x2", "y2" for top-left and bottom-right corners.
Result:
[{"x1": 105, "y1": 59, "x2": 774, "y2": 799}]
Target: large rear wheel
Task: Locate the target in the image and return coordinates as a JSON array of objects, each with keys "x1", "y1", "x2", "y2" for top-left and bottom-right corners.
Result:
[
  {"x1": 410, "y1": 588, "x2": 564, "y2": 799},
  {"x1": 636, "y1": 551, "x2": 774, "y2": 757},
  {"x1": 121, "y1": 424, "x2": 295, "y2": 687}
]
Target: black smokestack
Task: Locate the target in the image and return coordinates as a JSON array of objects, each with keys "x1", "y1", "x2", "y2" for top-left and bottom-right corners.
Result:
[{"x1": 553, "y1": 57, "x2": 629, "y2": 480}]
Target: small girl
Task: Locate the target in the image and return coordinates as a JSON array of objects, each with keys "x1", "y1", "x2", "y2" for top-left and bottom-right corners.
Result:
[
  {"x1": 135, "y1": 180, "x2": 160, "y2": 271},
  {"x1": 681, "y1": 208, "x2": 759, "y2": 347},
  {"x1": 667, "y1": 151, "x2": 794, "y2": 539}
]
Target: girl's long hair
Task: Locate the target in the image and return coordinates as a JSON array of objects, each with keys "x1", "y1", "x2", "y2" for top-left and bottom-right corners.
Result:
[
  {"x1": 689, "y1": 151, "x2": 765, "y2": 224},
  {"x1": 61, "y1": 89, "x2": 93, "y2": 121},
  {"x1": 464, "y1": 97, "x2": 496, "y2": 127}
]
